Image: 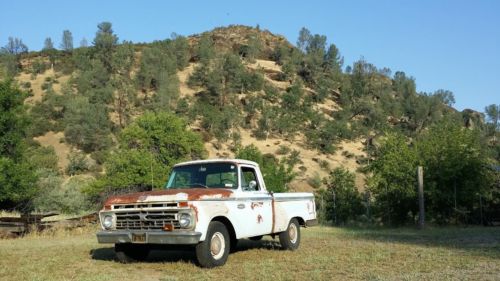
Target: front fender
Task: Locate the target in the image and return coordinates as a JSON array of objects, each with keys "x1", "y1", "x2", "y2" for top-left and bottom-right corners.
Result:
[{"x1": 191, "y1": 201, "x2": 233, "y2": 241}]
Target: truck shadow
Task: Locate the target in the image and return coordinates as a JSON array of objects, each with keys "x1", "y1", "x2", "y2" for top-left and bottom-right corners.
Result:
[
  {"x1": 90, "y1": 247, "x2": 197, "y2": 263},
  {"x1": 90, "y1": 239, "x2": 282, "y2": 263},
  {"x1": 232, "y1": 238, "x2": 282, "y2": 253}
]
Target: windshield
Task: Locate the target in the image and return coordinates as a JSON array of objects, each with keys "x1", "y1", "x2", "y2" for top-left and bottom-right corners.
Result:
[{"x1": 165, "y1": 163, "x2": 238, "y2": 189}]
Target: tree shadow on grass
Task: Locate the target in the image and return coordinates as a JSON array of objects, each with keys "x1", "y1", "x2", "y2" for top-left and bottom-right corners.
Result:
[
  {"x1": 339, "y1": 226, "x2": 500, "y2": 259},
  {"x1": 89, "y1": 238, "x2": 282, "y2": 263}
]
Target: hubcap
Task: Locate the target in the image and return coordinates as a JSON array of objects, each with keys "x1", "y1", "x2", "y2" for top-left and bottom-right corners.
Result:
[
  {"x1": 210, "y1": 232, "x2": 225, "y2": 260},
  {"x1": 289, "y1": 223, "x2": 297, "y2": 244}
]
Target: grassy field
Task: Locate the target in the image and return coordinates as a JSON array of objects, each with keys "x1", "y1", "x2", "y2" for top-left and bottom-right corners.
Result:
[{"x1": 0, "y1": 225, "x2": 498, "y2": 281}]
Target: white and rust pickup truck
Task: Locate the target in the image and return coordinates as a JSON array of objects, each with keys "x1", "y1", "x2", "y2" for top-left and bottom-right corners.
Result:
[{"x1": 97, "y1": 159, "x2": 317, "y2": 267}]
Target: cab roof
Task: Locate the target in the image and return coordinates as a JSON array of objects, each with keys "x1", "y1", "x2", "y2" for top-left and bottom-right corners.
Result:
[{"x1": 173, "y1": 159, "x2": 259, "y2": 167}]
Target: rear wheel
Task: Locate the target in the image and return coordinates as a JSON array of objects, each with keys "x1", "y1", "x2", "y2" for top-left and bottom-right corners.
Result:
[
  {"x1": 115, "y1": 243, "x2": 150, "y2": 263},
  {"x1": 279, "y1": 218, "x2": 301, "y2": 250},
  {"x1": 195, "y1": 221, "x2": 230, "y2": 268}
]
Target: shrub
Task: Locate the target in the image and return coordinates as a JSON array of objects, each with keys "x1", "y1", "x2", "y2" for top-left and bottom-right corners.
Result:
[
  {"x1": 66, "y1": 152, "x2": 89, "y2": 176},
  {"x1": 276, "y1": 145, "x2": 291, "y2": 155},
  {"x1": 307, "y1": 172, "x2": 322, "y2": 189},
  {"x1": 34, "y1": 173, "x2": 95, "y2": 214}
]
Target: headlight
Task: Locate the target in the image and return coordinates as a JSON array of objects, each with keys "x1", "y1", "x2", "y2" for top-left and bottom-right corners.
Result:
[
  {"x1": 179, "y1": 213, "x2": 192, "y2": 228},
  {"x1": 103, "y1": 215, "x2": 113, "y2": 229}
]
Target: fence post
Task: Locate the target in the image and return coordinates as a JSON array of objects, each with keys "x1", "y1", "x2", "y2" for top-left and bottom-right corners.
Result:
[{"x1": 417, "y1": 166, "x2": 425, "y2": 229}]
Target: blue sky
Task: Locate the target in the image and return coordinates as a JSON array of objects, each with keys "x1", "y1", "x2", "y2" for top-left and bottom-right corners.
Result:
[{"x1": 1, "y1": 0, "x2": 498, "y2": 112}]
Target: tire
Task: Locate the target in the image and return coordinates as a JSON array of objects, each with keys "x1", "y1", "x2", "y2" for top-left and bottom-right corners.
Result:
[
  {"x1": 115, "y1": 243, "x2": 150, "y2": 263},
  {"x1": 249, "y1": 235, "x2": 263, "y2": 241},
  {"x1": 279, "y1": 218, "x2": 301, "y2": 250},
  {"x1": 195, "y1": 221, "x2": 230, "y2": 268}
]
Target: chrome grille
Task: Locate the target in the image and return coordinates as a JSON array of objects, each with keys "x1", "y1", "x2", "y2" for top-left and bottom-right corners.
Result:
[{"x1": 115, "y1": 210, "x2": 180, "y2": 230}]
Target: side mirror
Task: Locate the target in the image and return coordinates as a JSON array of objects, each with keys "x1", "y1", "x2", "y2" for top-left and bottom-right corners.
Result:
[{"x1": 249, "y1": 180, "x2": 257, "y2": 190}]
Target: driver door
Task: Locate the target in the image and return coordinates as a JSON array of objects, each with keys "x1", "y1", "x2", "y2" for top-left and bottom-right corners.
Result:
[{"x1": 234, "y1": 165, "x2": 273, "y2": 238}]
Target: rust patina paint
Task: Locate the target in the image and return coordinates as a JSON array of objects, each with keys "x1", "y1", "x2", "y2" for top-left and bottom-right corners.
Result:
[
  {"x1": 104, "y1": 188, "x2": 234, "y2": 205},
  {"x1": 250, "y1": 202, "x2": 264, "y2": 210}
]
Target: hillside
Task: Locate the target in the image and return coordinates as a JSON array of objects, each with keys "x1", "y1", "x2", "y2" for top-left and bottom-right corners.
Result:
[{"x1": 13, "y1": 25, "x2": 372, "y2": 192}]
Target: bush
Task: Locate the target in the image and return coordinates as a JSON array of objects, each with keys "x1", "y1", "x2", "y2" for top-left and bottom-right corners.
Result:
[
  {"x1": 307, "y1": 172, "x2": 322, "y2": 189},
  {"x1": 34, "y1": 173, "x2": 95, "y2": 214},
  {"x1": 27, "y1": 145, "x2": 59, "y2": 172},
  {"x1": 66, "y1": 152, "x2": 89, "y2": 176},
  {"x1": 276, "y1": 145, "x2": 291, "y2": 155}
]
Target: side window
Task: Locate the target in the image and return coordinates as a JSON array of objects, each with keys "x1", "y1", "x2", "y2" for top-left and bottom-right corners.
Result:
[{"x1": 241, "y1": 167, "x2": 259, "y2": 191}]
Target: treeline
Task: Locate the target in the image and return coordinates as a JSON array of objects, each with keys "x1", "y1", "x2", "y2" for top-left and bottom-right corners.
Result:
[
  {"x1": 318, "y1": 119, "x2": 498, "y2": 225},
  {"x1": 0, "y1": 24, "x2": 498, "y2": 225}
]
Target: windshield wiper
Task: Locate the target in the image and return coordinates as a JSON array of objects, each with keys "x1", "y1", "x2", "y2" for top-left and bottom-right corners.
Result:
[{"x1": 188, "y1": 183, "x2": 209, "y2": 188}]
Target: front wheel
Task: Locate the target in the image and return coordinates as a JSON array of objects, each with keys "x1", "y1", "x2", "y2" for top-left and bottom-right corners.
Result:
[
  {"x1": 195, "y1": 221, "x2": 230, "y2": 268},
  {"x1": 279, "y1": 218, "x2": 301, "y2": 250},
  {"x1": 115, "y1": 243, "x2": 150, "y2": 263}
]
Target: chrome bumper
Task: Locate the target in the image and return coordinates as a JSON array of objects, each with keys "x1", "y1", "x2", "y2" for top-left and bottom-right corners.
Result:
[{"x1": 97, "y1": 230, "x2": 202, "y2": 244}]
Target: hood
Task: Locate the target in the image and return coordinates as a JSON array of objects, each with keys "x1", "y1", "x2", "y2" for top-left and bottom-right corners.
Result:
[{"x1": 103, "y1": 188, "x2": 234, "y2": 206}]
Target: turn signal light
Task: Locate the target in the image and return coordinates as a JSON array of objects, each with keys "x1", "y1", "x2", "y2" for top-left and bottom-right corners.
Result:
[{"x1": 163, "y1": 224, "x2": 174, "y2": 231}]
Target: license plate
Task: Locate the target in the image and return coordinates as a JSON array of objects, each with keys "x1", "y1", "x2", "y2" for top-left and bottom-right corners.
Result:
[{"x1": 132, "y1": 233, "x2": 146, "y2": 243}]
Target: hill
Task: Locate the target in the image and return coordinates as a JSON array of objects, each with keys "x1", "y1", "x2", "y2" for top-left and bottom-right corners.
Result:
[{"x1": 13, "y1": 25, "x2": 373, "y2": 191}]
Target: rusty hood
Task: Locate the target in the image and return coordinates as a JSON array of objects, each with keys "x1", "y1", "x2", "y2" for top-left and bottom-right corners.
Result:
[{"x1": 103, "y1": 188, "x2": 234, "y2": 206}]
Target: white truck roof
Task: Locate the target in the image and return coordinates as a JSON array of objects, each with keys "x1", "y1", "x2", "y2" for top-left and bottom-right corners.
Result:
[{"x1": 173, "y1": 159, "x2": 259, "y2": 167}]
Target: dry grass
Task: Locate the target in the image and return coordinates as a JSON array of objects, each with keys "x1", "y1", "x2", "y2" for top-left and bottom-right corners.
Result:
[
  {"x1": 204, "y1": 128, "x2": 367, "y2": 191},
  {"x1": 0, "y1": 226, "x2": 498, "y2": 281},
  {"x1": 33, "y1": 131, "x2": 72, "y2": 172}
]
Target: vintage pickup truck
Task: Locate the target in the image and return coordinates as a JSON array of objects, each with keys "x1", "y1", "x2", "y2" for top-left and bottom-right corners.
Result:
[{"x1": 97, "y1": 159, "x2": 317, "y2": 267}]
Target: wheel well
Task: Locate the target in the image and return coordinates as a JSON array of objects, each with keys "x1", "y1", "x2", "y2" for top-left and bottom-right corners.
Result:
[
  {"x1": 211, "y1": 216, "x2": 236, "y2": 242},
  {"x1": 294, "y1": 216, "x2": 306, "y2": 227}
]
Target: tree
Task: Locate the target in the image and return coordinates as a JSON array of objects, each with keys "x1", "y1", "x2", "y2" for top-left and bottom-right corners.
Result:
[
  {"x1": 170, "y1": 33, "x2": 190, "y2": 69},
  {"x1": 111, "y1": 42, "x2": 136, "y2": 126},
  {"x1": 368, "y1": 133, "x2": 419, "y2": 225},
  {"x1": 1, "y1": 37, "x2": 28, "y2": 55},
  {"x1": 80, "y1": 38, "x2": 88, "y2": 48},
  {"x1": 433, "y1": 89, "x2": 455, "y2": 106},
  {"x1": 0, "y1": 81, "x2": 29, "y2": 158},
  {"x1": 93, "y1": 22, "x2": 118, "y2": 72},
  {"x1": 89, "y1": 112, "x2": 205, "y2": 194},
  {"x1": 195, "y1": 34, "x2": 215, "y2": 63},
  {"x1": 236, "y1": 145, "x2": 295, "y2": 192},
  {"x1": 297, "y1": 27, "x2": 312, "y2": 52},
  {"x1": 485, "y1": 104, "x2": 499, "y2": 141},
  {"x1": 60, "y1": 30, "x2": 73, "y2": 51},
  {"x1": 43, "y1": 37, "x2": 54, "y2": 51},
  {"x1": 321, "y1": 167, "x2": 364, "y2": 225},
  {"x1": 43, "y1": 37, "x2": 57, "y2": 67},
  {"x1": 0, "y1": 81, "x2": 37, "y2": 210},
  {"x1": 136, "y1": 44, "x2": 177, "y2": 92},
  {"x1": 63, "y1": 96, "x2": 112, "y2": 152},
  {"x1": 417, "y1": 120, "x2": 492, "y2": 223},
  {"x1": 0, "y1": 37, "x2": 27, "y2": 77},
  {"x1": 324, "y1": 43, "x2": 343, "y2": 74}
]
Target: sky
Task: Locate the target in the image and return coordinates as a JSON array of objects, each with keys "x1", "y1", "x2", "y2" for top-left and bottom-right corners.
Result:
[{"x1": 1, "y1": 0, "x2": 498, "y2": 112}]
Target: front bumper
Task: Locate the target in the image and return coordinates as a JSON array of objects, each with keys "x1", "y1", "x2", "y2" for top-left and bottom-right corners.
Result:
[{"x1": 97, "y1": 230, "x2": 202, "y2": 245}]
